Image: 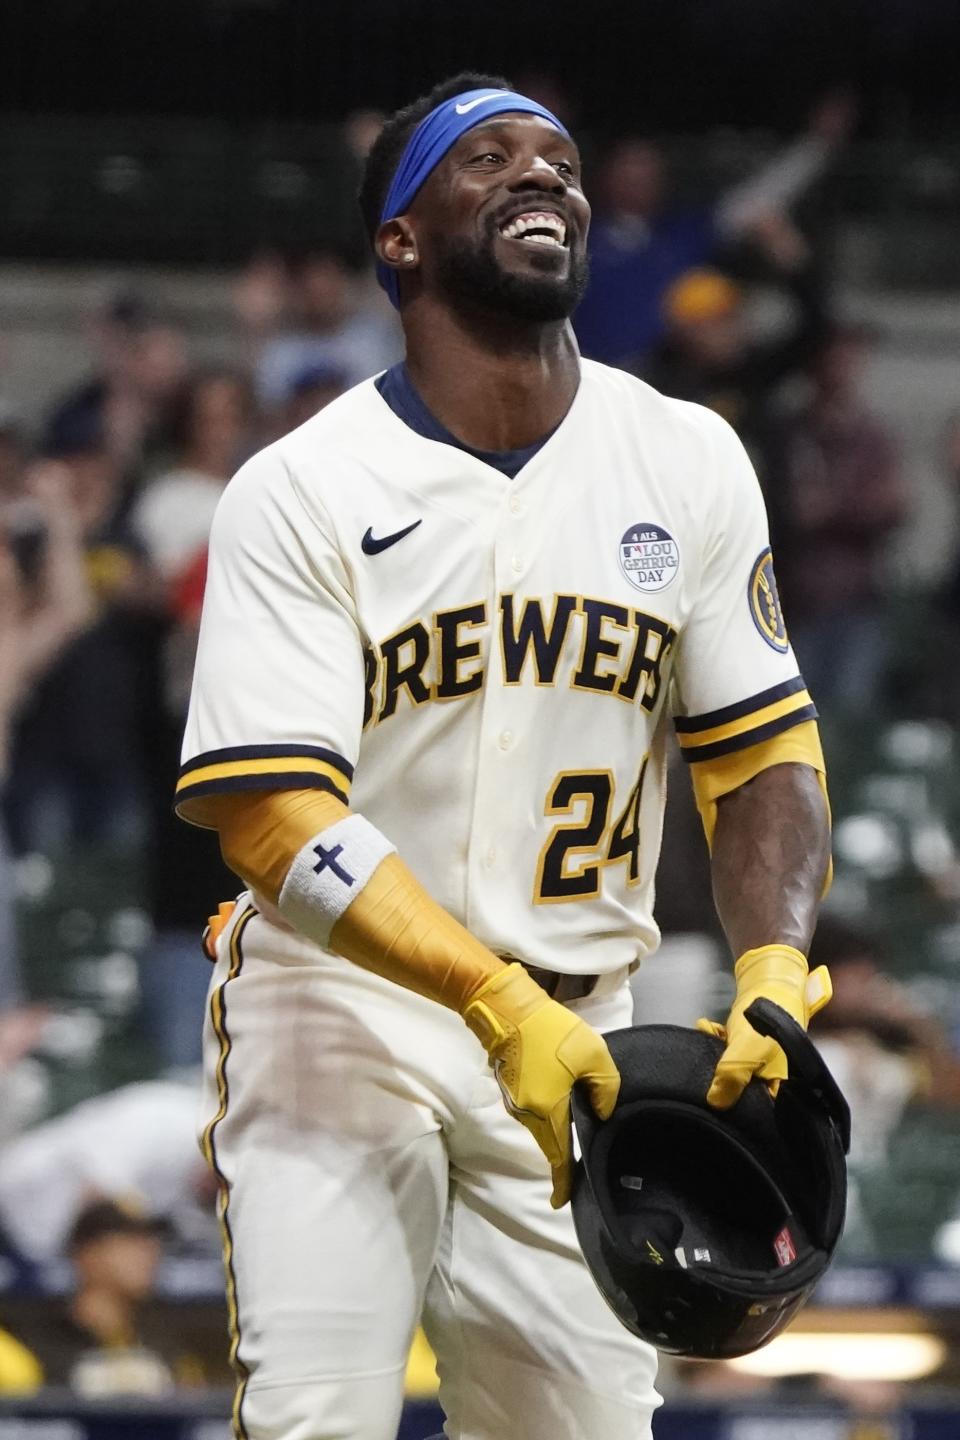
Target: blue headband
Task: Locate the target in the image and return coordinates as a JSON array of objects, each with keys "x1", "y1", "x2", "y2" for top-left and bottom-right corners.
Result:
[{"x1": 377, "y1": 88, "x2": 570, "y2": 307}]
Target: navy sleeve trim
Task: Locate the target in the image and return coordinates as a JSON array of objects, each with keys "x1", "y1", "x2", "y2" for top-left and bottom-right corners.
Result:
[
  {"x1": 680, "y1": 704, "x2": 819, "y2": 764},
  {"x1": 175, "y1": 772, "x2": 350, "y2": 810},
  {"x1": 674, "y1": 675, "x2": 807, "y2": 734},
  {"x1": 178, "y1": 744, "x2": 354, "y2": 783}
]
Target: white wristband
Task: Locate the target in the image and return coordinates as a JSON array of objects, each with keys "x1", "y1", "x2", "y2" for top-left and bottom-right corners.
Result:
[{"x1": 278, "y1": 813, "x2": 396, "y2": 948}]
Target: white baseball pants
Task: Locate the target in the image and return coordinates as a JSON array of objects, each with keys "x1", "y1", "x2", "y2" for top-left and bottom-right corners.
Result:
[{"x1": 200, "y1": 898, "x2": 661, "y2": 1440}]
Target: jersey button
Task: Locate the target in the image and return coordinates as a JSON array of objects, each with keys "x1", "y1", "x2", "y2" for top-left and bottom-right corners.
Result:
[
  {"x1": 498, "y1": 730, "x2": 513, "y2": 750},
  {"x1": 511, "y1": 553, "x2": 523, "y2": 574},
  {"x1": 508, "y1": 495, "x2": 524, "y2": 516},
  {"x1": 484, "y1": 846, "x2": 497, "y2": 867}
]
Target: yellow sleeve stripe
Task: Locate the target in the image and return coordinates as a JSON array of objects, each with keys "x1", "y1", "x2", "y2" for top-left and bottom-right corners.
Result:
[
  {"x1": 677, "y1": 690, "x2": 816, "y2": 762},
  {"x1": 175, "y1": 748, "x2": 353, "y2": 824},
  {"x1": 177, "y1": 754, "x2": 351, "y2": 795}
]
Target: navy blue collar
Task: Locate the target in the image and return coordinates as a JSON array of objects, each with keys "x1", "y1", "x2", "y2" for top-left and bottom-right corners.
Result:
[{"x1": 375, "y1": 362, "x2": 555, "y2": 480}]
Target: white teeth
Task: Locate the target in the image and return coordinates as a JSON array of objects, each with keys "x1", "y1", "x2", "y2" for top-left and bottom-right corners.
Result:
[{"x1": 500, "y1": 211, "x2": 567, "y2": 245}]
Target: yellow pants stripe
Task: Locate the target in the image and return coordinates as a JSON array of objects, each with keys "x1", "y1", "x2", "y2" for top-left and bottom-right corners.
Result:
[{"x1": 201, "y1": 902, "x2": 257, "y2": 1440}]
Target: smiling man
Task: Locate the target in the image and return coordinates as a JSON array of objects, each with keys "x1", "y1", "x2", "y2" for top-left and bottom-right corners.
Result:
[{"x1": 176, "y1": 73, "x2": 832, "y2": 1440}]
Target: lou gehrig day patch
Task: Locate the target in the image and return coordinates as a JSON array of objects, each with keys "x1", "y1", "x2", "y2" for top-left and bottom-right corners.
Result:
[
  {"x1": 619, "y1": 522, "x2": 680, "y2": 594},
  {"x1": 748, "y1": 548, "x2": 789, "y2": 653}
]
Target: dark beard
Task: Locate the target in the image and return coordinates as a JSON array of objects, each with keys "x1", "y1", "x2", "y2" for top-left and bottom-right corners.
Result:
[{"x1": 435, "y1": 230, "x2": 588, "y2": 323}]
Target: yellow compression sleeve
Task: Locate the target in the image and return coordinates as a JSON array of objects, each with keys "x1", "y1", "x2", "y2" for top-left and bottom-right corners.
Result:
[
  {"x1": 211, "y1": 790, "x2": 504, "y2": 1012},
  {"x1": 689, "y1": 719, "x2": 830, "y2": 842}
]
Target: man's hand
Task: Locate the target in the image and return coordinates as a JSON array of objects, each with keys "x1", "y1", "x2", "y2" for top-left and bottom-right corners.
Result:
[
  {"x1": 461, "y1": 963, "x2": 620, "y2": 1208},
  {"x1": 744, "y1": 210, "x2": 810, "y2": 272},
  {"x1": 698, "y1": 944, "x2": 832, "y2": 1108},
  {"x1": 807, "y1": 90, "x2": 858, "y2": 147}
]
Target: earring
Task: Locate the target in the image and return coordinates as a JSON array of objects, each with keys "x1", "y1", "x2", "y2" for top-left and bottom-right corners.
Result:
[{"x1": 403, "y1": 253, "x2": 415, "y2": 263}]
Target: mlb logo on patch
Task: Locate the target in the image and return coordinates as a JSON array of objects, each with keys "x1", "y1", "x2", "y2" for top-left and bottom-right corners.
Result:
[
  {"x1": 619, "y1": 522, "x2": 680, "y2": 593},
  {"x1": 773, "y1": 1225, "x2": 797, "y2": 1267}
]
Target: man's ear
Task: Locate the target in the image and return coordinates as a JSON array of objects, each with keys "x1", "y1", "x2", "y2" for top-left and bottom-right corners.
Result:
[{"x1": 376, "y1": 218, "x2": 419, "y2": 275}]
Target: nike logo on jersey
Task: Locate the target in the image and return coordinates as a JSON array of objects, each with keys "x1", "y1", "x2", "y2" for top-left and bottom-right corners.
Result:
[
  {"x1": 361, "y1": 520, "x2": 422, "y2": 555},
  {"x1": 455, "y1": 93, "x2": 509, "y2": 114}
]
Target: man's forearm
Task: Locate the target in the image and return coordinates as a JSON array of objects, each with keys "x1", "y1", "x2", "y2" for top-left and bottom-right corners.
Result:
[
  {"x1": 207, "y1": 787, "x2": 620, "y2": 1207},
  {"x1": 714, "y1": 136, "x2": 832, "y2": 238},
  {"x1": 710, "y1": 761, "x2": 831, "y2": 958}
]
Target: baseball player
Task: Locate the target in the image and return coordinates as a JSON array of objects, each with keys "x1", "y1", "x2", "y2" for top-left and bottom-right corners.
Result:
[{"x1": 177, "y1": 72, "x2": 832, "y2": 1440}]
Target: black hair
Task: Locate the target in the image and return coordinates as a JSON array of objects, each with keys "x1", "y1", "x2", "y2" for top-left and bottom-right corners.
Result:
[
  {"x1": 358, "y1": 71, "x2": 512, "y2": 249},
  {"x1": 164, "y1": 366, "x2": 255, "y2": 457}
]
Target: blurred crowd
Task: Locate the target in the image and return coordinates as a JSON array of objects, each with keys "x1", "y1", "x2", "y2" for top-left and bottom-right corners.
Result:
[{"x1": 1, "y1": 90, "x2": 960, "y2": 1401}]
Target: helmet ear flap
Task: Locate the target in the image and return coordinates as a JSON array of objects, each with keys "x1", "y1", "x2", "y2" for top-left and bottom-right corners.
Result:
[{"x1": 744, "y1": 998, "x2": 851, "y2": 1153}]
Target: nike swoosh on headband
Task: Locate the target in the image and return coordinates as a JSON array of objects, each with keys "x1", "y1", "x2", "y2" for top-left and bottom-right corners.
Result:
[{"x1": 455, "y1": 92, "x2": 510, "y2": 114}]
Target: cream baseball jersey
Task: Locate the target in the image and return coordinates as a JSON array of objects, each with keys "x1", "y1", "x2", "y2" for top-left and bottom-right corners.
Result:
[{"x1": 177, "y1": 359, "x2": 815, "y2": 974}]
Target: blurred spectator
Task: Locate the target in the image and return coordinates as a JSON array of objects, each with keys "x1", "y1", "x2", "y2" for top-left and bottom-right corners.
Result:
[
  {"x1": 131, "y1": 370, "x2": 256, "y2": 1070},
  {"x1": 231, "y1": 249, "x2": 289, "y2": 348},
  {"x1": 899, "y1": 413, "x2": 960, "y2": 720},
  {"x1": 0, "y1": 1008, "x2": 49, "y2": 1149},
  {"x1": 43, "y1": 293, "x2": 189, "y2": 481},
  {"x1": 0, "y1": 403, "x2": 26, "y2": 499},
  {"x1": 273, "y1": 359, "x2": 349, "y2": 438},
  {"x1": 511, "y1": 70, "x2": 576, "y2": 129},
  {"x1": 250, "y1": 245, "x2": 400, "y2": 417},
  {"x1": 0, "y1": 1079, "x2": 215, "y2": 1264},
  {"x1": 132, "y1": 368, "x2": 256, "y2": 582},
  {"x1": 574, "y1": 93, "x2": 854, "y2": 374},
  {"x1": 342, "y1": 109, "x2": 387, "y2": 162},
  {"x1": 767, "y1": 322, "x2": 906, "y2": 714},
  {"x1": 645, "y1": 212, "x2": 828, "y2": 459},
  {"x1": 128, "y1": 358, "x2": 344, "y2": 1072},
  {"x1": 0, "y1": 462, "x2": 95, "y2": 782},
  {"x1": 809, "y1": 921, "x2": 960, "y2": 1170},
  {"x1": 0, "y1": 461, "x2": 93, "y2": 999},
  {"x1": 939, "y1": 412, "x2": 960, "y2": 621},
  {"x1": 7, "y1": 1200, "x2": 177, "y2": 1395},
  {"x1": 120, "y1": 341, "x2": 339, "y2": 1064},
  {"x1": 3, "y1": 420, "x2": 157, "y2": 853},
  {"x1": 809, "y1": 920, "x2": 960, "y2": 1257}
]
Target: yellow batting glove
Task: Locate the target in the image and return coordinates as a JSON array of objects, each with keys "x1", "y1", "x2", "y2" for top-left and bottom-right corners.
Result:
[
  {"x1": 697, "y1": 944, "x2": 832, "y2": 1109},
  {"x1": 461, "y1": 963, "x2": 620, "y2": 1209}
]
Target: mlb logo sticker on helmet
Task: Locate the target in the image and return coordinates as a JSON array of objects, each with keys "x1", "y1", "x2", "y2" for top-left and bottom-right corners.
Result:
[
  {"x1": 619, "y1": 522, "x2": 680, "y2": 593},
  {"x1": 773, "y1": 1225, "x2": 798, "y2": 1267}
]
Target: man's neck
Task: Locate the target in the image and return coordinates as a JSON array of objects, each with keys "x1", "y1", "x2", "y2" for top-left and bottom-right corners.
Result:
[
  {"x1": 403, "y1": 303, "x2": 581, "y2": 452},
  {"x1": 71, "y1": 1287, "x2": 135, "y2": 1345},
  {"x1": 184, "y1": 444, "x2": 233, "y2": 483}
]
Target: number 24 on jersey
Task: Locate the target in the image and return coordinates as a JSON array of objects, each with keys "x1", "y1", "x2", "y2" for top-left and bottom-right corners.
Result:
[{"x1": 535, "y1": 760, "x2": 648, "y2": 903}]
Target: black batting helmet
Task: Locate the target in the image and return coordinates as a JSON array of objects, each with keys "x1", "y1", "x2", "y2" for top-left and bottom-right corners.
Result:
[{"x1": 570, "y1": 999, "x2": 850, "y2": 1359}]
